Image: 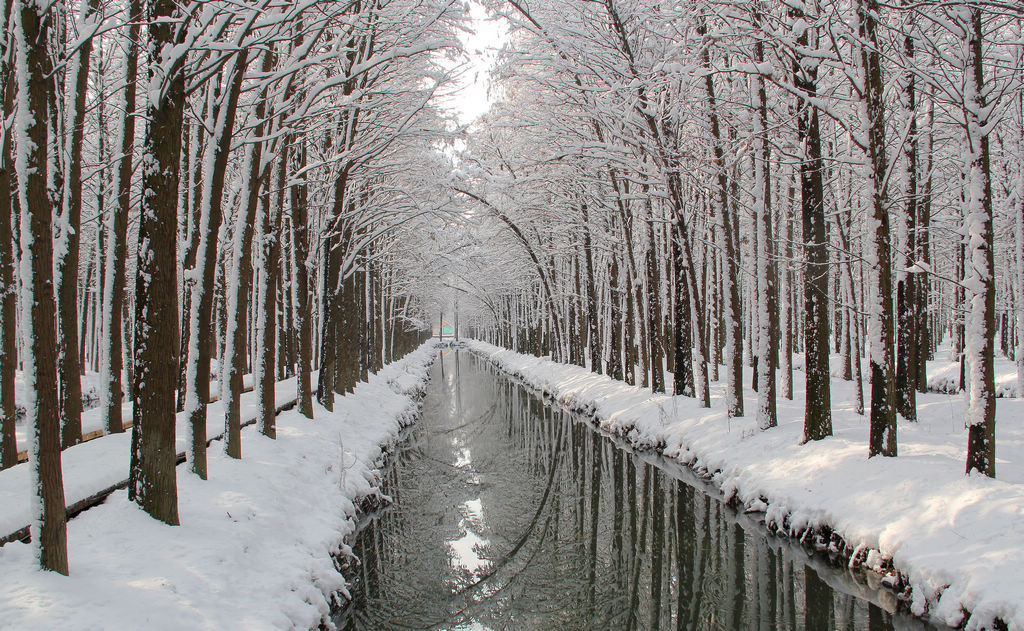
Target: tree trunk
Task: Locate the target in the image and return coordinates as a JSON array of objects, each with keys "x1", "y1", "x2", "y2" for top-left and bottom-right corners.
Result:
[
  {"x1": 963, "y1": 7, "x2": 997, "y2": 477},
  {"x1": 753, "y1": 35, "x2": 777, "y2": 430},
  {"x1": 835, "y1": 201, "x2": 865, "y2": 416},
  {"x1": 780, "y1": 172, "x2": 795, "y2": 401},
  {"x1": 183, "y1": 51, "x2": 248, "y2": 477},
  {"x1": 708, "y1": 245, "x2": 719, "y2": 383},
  {"x1": 859, "y1": 0, "x2": 897, "y2": 457},
  {"x1": 224, "y1": 93, "x2": 268, "y2": 459},
  {"x1": 895, "y1": 5, "x2": 919, "y2": 421},
  {"x1": 1015, "y1": 90, "x2": 1024, "y2": 396},
  {"x1": 176, "y1": 118, "x2": 200, "y2": 412},
  {"x1": 16, "y1": 0, "x2": 69, "y2": 571},
  {"x1": 100, "y1": 0, "x2": 141, "y2": 437},
  {"x1": 624, "y1": 270, "x2": 636, "y2": 386},
  {"x1": 0, "y1": 5, "x2": 18, "y2": 470},
  {"x1": 609, "y1": 253, "x2": 623, "y2": 381},
  {"x1": 337, "y1": 237, "x2": 361, "y2": 393},
  {"x1": 700, "y1": 32, "x2": 743, "y2": 417},
  {"x1": 583, "y1": 202, "x2": 601, "y2": 374},
  {"x1": 317, "y1": 237, "x2": 339, "y2": 411},
  {"x1": 55, "y1": 0, "x2": 101, "y2": 449},
  {"x1": 793, "y1": 6, "x2": 832, "y2": 442},
  {"x1": 646, "y1": 205, "x2": 664, "y2": 393},
  {"x1": 672, "y1": 221, "x2": 695, "y2": 398},
  {"x1": 128, "y1": 0, "x2": 187, "y2": 525},
  {"x1": 255, "y1": 157, "x2": 280, "y2": 438},
  {"x1": 291, "y1": 138, "x2": 314, "y2": 417}
]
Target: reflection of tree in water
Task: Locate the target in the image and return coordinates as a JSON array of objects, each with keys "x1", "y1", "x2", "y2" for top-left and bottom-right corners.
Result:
[{"x1": 337, "y1": 352, "x2": 940, "y2": 631}]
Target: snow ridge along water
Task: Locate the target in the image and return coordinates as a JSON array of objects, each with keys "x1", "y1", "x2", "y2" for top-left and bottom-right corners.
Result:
[
  {"x1": 0, "y1": 342, "x2": 437, "y2": 630},
  {"x1": 466, "y1": 340, "x2": 1024, "y2": 631}
]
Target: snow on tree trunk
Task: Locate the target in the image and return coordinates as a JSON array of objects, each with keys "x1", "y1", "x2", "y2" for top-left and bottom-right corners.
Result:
[
  {"x1": 183, "y1": 50, "x2": 249, "y2": 477},
  {"x1": 0, "y1": 6, "x2": 18, "y2": 470},
  {"x1": 175, "y1": 119, "x2": 200, "y2": 413},
  {"x1": 14, "y1": 0, "x2": 68, "y2": 573},
  {"x1": 99, "y1": 0, "x2": 140, "y2": 437},
  {"x1": 224, "y1": 135, "x2": 262, "y2": 460},
  {"x1": 792, "y1": 4, "x2": 832, "y2": 442},
  {"x1": 55, "y1": 0, "x2": 101, "y2": 450},
  {"x1": 290, "y1": 137, "x2": 314, "y2": 419},
  {"x1": 962, "y1": 6, "x2": 997, "y2": 478},
  {"x1": 224, "y1": 54, "x2": 273, "y2": 457},
  {"x1": 780, "y1": 177, "x2": 794, "y2": 402},
  {"x1": 895, "y1": 5, "x2": 919, "y2": 422},
  {"x1": 1016, "y1": 89, "x2": 1024, "y2": 397},
  {"x1": 753, "y1": 37, "x2": 777, "y2": 431},
  {"x1": 700, "y1": 31, "x2": 743, "y2": 418},
  {"x1": 859, "y1": 0, "x2": 897, "y2": 458},
  {"x1": 254, "y1": 189, "x2": 278, "y2": 438},
  {"x1": 128, "y1": 0, "x2": 187, "y2": 525}
]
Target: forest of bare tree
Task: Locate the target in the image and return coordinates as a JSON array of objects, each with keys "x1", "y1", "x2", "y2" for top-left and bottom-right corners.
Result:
[{"x1": 1, "y1": 1, "x2": 1023, "y2": 628}]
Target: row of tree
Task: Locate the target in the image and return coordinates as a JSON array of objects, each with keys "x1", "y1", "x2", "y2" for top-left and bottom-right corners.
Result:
[
  {"x1": 1, "y1": 0, "x2": 459, "y2": 574},
  {"x1": 454, "y1": 0, "x2": 1022, "y2": 478}
]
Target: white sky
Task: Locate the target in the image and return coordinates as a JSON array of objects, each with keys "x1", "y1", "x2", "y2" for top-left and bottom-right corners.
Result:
[{"x1": 444, "y1": 2, "x2": 508, "y2": 126}]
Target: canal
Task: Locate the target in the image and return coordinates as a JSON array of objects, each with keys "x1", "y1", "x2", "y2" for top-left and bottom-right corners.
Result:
[{"x1": 334, "y1": 348, "x2": 945, "y2": 630}]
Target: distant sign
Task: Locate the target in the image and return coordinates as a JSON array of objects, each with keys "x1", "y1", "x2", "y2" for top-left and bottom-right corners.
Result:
[{"x1": 442, "y1": 326, "x2": 453, "y2": 335}]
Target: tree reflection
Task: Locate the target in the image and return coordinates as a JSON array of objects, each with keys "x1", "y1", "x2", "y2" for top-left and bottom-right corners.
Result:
[{"x1": 337, "y1": 351, "x2": 937, "y2": 631}]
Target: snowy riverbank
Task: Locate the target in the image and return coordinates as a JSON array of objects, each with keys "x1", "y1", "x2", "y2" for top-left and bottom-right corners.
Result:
[
  {"x1": 0, "y1": 342, "x2": 437, "y2": 630},
  {"x1": 467, "y1": 340, "x2": 1024, "y2": 631}
]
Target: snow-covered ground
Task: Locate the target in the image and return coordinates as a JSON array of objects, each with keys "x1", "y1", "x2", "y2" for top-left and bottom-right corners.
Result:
[
  {"x1": 1, "y1": 372, "x2": 314, "y2": 540},
  {"x1": 0, "y1": 343, "x2": 436, "y2": 630},
  {"x1": 11, "y1": 370, "x2": 104, "y2": 444},
  {"x1": 926, "y1": 342, "x2": 1022, "y2": 398},
  {"x1": 467, "y1": 339, "x2": 1024, "y2": 631}
]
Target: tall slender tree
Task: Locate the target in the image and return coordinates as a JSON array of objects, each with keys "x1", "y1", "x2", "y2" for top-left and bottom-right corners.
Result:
[
  {"x1": 14, "y1": 0, "x2": 69, "y2": 572},
  {"x1": 100, "y1": 0, "x2": 141, "y2": 437},
  {"x1": 962, "y1": 6, "x2": 996, "y2": 477},
  {"x1": 128, "y1": 0, "x2": 190, "y2": 524},
  {"x1": 859, "y1": 0, "x2": 897, "y2": 458},
  {"x1": 183, "y1": 49, "x2": 249, "y2": 478},
  {"x1": 0, "y1": 0, "x2": 19, "y2": 470},
  {"x1": 792, "y1": 2, "x2": 832, "y2": 442},
  {"x1": 55, "y1": 0, "x2": 102, "y2": 449}
]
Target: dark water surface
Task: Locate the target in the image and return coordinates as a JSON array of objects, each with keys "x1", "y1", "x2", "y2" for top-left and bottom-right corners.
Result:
[{"x1": 335, "y1": 349, "x2": 944, "y2": 631}]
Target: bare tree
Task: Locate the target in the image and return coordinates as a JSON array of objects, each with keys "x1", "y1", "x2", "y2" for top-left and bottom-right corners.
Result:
[
  {"x1": 128, "y1": 0, "x2": 191, "y2": 524},
  {"x1": 14, "y1": 0, "x2": 68, "y2": 572},
  {"x1": 858, "y1": 0, "x2": 897, "y2": 458},
  {"x1": 0, "y1": 0, "x2": 19, "y2": 470}
]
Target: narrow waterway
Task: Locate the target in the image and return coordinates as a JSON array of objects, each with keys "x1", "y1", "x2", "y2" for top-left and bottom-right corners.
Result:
[{"x1": 335, "y1": 349, "x2": 945, "y2": 631}]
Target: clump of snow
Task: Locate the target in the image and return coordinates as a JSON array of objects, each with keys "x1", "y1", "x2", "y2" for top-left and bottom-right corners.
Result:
[
  {"x1": 0, "y1": 343, "x2": 437, "y2": 630},
  {"x1": 467, "y1": 339, "x2": 1024, "y2": 631}
]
